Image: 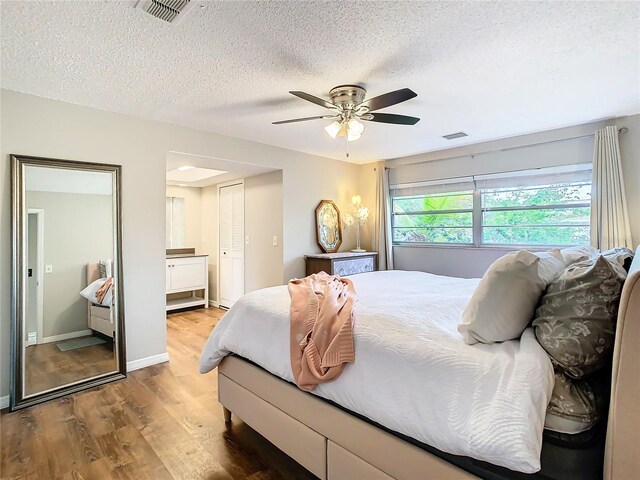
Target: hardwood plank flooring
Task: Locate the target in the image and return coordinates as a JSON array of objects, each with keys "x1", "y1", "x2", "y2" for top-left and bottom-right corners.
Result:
[
  {"x1": 1, "y1": 308, "x2": 317, "y2": 480},
  {"x1": 24, "y1": 337, "x2": 116, "y2": 396}
]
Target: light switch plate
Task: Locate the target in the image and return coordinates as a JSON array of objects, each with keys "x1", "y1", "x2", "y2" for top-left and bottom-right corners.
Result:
[
  {"x1": 272, "y1": 236, "x2": 278, "y2": 246},
  {"x1": 245, "y1": 235, "x2": 250, "y2": 245},
  {"x1": 45, "y1": 265, "x2": 53, "y2": 273}
]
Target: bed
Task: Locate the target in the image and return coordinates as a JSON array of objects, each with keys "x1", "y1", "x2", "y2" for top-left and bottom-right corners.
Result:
[
  {"x1": 85, "y1": 261, "x2": 115, "y2": 338},
  {"x1": 200, "y1": 247, "x2": 640, "y2": 480}
]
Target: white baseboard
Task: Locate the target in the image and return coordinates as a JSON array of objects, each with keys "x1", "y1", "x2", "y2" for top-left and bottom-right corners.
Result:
[
  {"x1": 24, "y1": 331, "x2": 37, "y2": 347},
  {"x1": 127, "y1": 352, "x2": 169, "y2": 372},
  {"x1": 41, "y1": 329, "x2": 92, "y2": 344},
  {"x1": 0, "y1": 395, "x2": 8, "y2": 409},
  {"x1": 208, "y1": 300, "x2": 219, "y2": 308}
]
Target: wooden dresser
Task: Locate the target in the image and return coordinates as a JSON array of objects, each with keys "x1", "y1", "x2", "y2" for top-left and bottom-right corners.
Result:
[{"x1": 304, "y1": 252, "x2": 378, "y2": 277}]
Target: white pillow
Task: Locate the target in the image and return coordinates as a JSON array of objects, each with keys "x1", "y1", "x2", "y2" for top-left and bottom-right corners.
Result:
[
  {"x1": 80, "y1": 277, "x2": 112, "y2": 306},
  {"x1": 458, "y1": 250, "x2": 545, "y2": 344},
  {"x1": 535, "y1": 249, "x2": 565, "y2": 284},
  {"x1": 560, "y1": 245, "x2": 598, "y2": 266}
]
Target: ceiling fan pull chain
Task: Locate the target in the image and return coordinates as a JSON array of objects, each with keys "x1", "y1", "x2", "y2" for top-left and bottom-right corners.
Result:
[{"x1": 346, "y1": 135, "x2": 350, "y2": 158}]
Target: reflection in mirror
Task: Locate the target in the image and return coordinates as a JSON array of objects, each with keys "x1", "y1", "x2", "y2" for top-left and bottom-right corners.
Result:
[{"x1": 12, "y1": 156, "x2": 125, "y2": 410}]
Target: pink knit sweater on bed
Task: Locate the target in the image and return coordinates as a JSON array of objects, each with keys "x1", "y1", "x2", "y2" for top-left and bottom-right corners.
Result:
[{"x1": 288, "y1": 272, "x2": 358, "y2": 392}]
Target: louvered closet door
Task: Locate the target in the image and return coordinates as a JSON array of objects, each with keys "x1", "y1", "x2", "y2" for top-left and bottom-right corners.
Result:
[{"x1": 219, "y1": 183, "x2": 244, "y2": 308}]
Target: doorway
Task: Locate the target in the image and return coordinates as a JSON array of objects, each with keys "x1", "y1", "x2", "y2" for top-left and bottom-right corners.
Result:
[
  {"x1": 26, "y1": 209, "x2": 44, "y2": 346},
  {"x1": 218, "y1": 181, "x2": 244, "y2": 308}
]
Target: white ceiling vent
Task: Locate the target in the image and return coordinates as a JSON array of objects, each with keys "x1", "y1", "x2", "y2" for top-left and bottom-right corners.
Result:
[
  {"x1": 442, "y1": 131, "x2": 468, "y2": 140},
  {"x1": 136, "y1": 0, "x2": 193, "y2": 24}
]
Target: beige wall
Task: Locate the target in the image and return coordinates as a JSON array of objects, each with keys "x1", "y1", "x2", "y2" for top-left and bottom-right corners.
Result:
[
  {"x1": 0, "y1": 90, "x2": 367, "y2": 398},
  {"x1": 355, "y1": 163, "x2": 378, "y2": 252},
  {"x1": 199, "y1": 171, "x2": 284, "y2": 303},
  {"x1": 244, "y1": 171, "x2": 284, "y2": 292},
  {"x1": 27, "y1": 191, "x2": 113, "y2": 338},
  {"x1": 166, "y1": 185, "x2": 202, "y2": 251}
]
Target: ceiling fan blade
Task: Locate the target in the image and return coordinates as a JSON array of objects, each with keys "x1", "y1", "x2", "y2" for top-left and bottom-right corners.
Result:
[
  {"x1": 363, "y1": 113, "x2": 420, "y2": 125},
  {"x1": 361, "y1": 88, "x2": 417, "y2": 112},
  {"x1": 272, "y1": 115, "x2": 335, "y2": 125},
  {"x1": 289, "y1": 91, "x2": 336, "y2": 110}
]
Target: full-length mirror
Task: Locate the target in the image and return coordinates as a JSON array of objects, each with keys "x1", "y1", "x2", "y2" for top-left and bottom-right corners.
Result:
[{"x1": 11, "y1": 155, "x2": 125, "y2": 410}]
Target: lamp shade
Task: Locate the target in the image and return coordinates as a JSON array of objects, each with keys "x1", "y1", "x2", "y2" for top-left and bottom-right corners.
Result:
[
  {"x1": 324, "y1": 120, "x2": 342, "y2": 139},
  {"x1": 347, "y1": 118, "x2": 364, "y2": 142},
  {"x1": 348, "y1": 118, "x2": 365, "y2": 135}
]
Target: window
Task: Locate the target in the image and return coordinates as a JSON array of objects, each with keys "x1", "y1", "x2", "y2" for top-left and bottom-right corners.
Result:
[
  {"x1": 481, "y1": 181, "x2": 591, "y2": 246},
  {"x1": 392, "y1": 190, "x2": 474, "y2": 244},
  {"x1": 166, "y1": 196, "x2": 185, "y2": 248},
  {"x1": 391, "y1": 165, "x2": 592, "y2": 247}
]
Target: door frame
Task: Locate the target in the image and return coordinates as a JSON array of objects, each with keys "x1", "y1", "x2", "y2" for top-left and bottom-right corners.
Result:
[
  {"x1": 217, "y1": 179, "x2": 245, "y2": 308},
  {"x1": 27, "y1": 208, "x2": 44, "y2": 346}
]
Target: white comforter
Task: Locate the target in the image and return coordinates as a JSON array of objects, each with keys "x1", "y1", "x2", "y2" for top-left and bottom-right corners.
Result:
[{"x1": 200, "y1": 270, "x2": 554, "y2": 473}]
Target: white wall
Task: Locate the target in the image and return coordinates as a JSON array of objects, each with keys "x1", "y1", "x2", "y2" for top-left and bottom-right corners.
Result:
[
  {"x1": 165, "y1": 185, "x2": 202, "y2": 251},
  {"x1": 0, "y1": 90, "x2": 366, "y2": 398},
  {"x1": 387, "y1": 115, "x2": 640, "y2": 276},
  {"x1": 200, "y1": 184, "x2": 218, "y2": 302}
]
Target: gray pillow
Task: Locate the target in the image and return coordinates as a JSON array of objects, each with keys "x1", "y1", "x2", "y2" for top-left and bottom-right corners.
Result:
[
  {"x1": 532, "y1": 255, "x2": 627, "y2": 379},
  {"x1": 99, "y1": 260, "x2": 108, "y2": 278}
]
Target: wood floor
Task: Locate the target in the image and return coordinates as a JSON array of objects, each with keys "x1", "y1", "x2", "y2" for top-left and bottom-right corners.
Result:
[
  {"x1": 25, "y1": 337, "x2": 116, "y2": 396},
  {"x1": 1, "y1": 308, "x2": 316, "y2": 480}
]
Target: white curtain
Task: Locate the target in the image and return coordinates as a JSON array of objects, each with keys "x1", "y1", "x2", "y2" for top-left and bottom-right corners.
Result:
[
  {"x1": 373, "y1": 163, "x2": 394, "y2": 270},
  {"x1": 590, "y1": 126, "x2": 633, "y2": 250}
]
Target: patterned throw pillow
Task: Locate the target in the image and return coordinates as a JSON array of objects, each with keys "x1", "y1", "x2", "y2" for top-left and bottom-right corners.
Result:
[
  {"x1": 532, "y1": 255, "x2": 628, "y2": 379},
  {"x1": 545, "y1": 371, "x2": 606, "y2": 434}
]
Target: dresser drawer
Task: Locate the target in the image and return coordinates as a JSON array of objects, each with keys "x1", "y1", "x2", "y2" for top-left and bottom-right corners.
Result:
[
  {"x1": 305, "y1": 253, "x2": 378, "y2": 277},
  {"x1": 333, "y1": 256, "x2": 374, "y2": 276}
]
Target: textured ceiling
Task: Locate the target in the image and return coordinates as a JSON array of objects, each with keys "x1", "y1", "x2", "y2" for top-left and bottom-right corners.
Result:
[{"x1": 2, "y1": 1, "x2": 639, "y2": 164}]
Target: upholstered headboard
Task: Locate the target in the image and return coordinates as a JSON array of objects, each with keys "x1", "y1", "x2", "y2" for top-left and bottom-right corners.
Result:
[
  {"x1": 604, "y1": 245, "x2": 640, "y2": 480},
  {"x1": 86, "y1": 260, "x2": 112, "y2": 286},
  {"x1": 87, "y1": 262, "x2": 101, "y2": 285}
]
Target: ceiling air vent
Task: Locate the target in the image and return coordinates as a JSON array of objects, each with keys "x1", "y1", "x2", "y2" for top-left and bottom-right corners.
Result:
[
  {"x1": 136, "y1": 0, "x2": 194, "y2": 24},
  {"x1": 442, "y1": 132, "x2": 468, "y2": 140}
]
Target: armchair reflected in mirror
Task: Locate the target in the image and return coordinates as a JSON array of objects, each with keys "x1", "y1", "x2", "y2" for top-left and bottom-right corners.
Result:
[{"x1": 11, "y1": 155, "x2": 126, "y2": 410}]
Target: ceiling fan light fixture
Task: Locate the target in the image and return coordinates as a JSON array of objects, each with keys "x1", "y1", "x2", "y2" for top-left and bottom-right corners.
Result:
[
  {"x1": 337, "y1": 121, "x2": 349, "y2": 137},
  {"x1": 347, "y1": 131, "x2": 361, "y2": 142},
  {"x1": 347, "y1": 118, "x2": 364, "y2": 142},
  {"x1": 324, "y1": 120, "x2": 342, "y2": 139},
  {"x1": 348, "y1": 118, "x2": 365, "y2": 135}
]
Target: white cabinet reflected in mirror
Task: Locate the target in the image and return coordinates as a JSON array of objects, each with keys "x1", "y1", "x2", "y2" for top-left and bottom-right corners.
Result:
[{"x1": 11, "y1": 155, "x2": 126, "y2": 410}]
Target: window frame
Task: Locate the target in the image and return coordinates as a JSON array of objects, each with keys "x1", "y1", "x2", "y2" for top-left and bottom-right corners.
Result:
[
  {"x1": 391, "y1": 190, "x2": 475, "y2": 246},
  {"x1": 391, "y1": 176, "x2": 592, "y2": 249}
]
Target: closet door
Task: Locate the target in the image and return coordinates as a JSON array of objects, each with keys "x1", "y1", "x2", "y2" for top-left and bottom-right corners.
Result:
[{"x1": 219, "y1": 182, "x2": 244, "y2": 308}]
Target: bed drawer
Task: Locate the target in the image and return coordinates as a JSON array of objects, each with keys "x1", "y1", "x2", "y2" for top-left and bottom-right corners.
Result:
[
  {"x1": 328, "y1": 441, "x2": 393, "y2": 480},
  {"x1": 90, "y1": 305, "x2": 111, "y2": 320},
  {"x1": 218, "y1": 373, "x2": 327, "y2": 479}
]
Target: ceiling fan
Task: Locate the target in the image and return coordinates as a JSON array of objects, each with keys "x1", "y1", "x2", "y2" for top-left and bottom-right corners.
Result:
[{"x1": 272, "y1": 85, "x2": 419, "y2": 142}]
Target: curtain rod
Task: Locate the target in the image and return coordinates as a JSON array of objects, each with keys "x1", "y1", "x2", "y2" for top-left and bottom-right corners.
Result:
[{"x1": 387, "y1": 126, "x2": 629, "y2": 168}]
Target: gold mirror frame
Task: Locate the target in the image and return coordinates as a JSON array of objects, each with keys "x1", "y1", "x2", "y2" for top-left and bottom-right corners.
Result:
[
  {"x1": 315, "y1": 200, "x2": 343, "y2": 253},
  {"x1": 10, "y1": 154, "x2": 126, "y2": 410}
]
